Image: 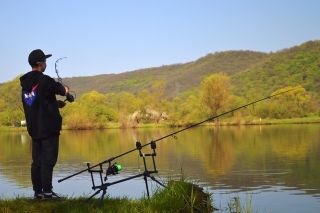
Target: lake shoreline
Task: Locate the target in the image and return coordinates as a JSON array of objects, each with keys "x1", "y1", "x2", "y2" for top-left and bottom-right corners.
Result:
[{"x1": 1, "y1": 116, "x2": 320, "y2": 132}]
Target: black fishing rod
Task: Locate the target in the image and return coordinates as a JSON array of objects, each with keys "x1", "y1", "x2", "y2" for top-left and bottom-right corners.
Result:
[
  {"x1": 58, "y1": 86, "x2": 299, "y2": 183},
  {"x1": 55, "y1": 57, "x2": 76, "y2": 102}
]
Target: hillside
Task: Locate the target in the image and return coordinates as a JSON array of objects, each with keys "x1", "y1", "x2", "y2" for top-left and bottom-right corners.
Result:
[
  {"x1": 231, "y1": 40, "x2": 320, "y2": 98},
  {"x1": 49, "y1": 40, "x2": 320, "y2": 100},
  {"x1": 63, "y1": 50, "x2": 268, "y2": 99}
]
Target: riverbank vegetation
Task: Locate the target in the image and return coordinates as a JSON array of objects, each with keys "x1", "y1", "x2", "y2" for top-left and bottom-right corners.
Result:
[
  {"x1": 1, "y1": 40, "x2": 320, "y2": 129},
  {"x1": 1, "y1": 77, "x2": 319, "y2": 130}
]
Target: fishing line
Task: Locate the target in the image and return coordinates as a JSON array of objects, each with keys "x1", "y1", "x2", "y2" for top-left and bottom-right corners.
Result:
[{"x1": 54, "y1": 57, "x2": 76, "y2": 102}]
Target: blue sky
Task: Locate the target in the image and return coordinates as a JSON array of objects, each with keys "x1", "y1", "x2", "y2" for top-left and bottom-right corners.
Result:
[{"x1": 1, "y1": 0, "x2": 319, "y2": 83}]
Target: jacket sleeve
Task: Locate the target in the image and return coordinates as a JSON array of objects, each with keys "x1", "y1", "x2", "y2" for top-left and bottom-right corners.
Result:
[{"x1": 46, "y1": 77, "x2": 66, "y2": 96}]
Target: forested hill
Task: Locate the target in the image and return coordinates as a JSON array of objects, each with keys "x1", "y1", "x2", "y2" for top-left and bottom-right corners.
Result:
[
  {"x1": 231, "y1": 40, "x2": 320, "y2": 98},
  {"x1": 63, "y1": 50, "x2": 268, "y2": 99},
  {"x1": 47, "y1": 40, "x2": 320, "y2": 99}
]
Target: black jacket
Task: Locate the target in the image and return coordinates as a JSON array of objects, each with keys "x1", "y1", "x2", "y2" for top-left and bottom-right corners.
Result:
[{"x1": 20, "y1": 71, "x2": 66, "y2": 140}]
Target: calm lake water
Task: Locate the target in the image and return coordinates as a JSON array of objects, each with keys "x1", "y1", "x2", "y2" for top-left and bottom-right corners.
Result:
[{"x1": 1, "y1": 124, "x2": 320, "y2": 212}]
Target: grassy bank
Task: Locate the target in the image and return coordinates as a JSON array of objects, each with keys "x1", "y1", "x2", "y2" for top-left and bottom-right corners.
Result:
[
  {"x1": 1, "y1": 116, "x2": 320, "y2": 132},
  {"x1": 0, "y1": 196, "x2": 174, "y2": 213},
  {"x1": 0, "y1": 183, "x2": 255, "y2": 213},
  {"x1": 0, "y1": 179, "x2": 222, "y2": 213}
]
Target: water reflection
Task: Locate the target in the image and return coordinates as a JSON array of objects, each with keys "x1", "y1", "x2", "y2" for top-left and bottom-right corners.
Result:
[{"x1": 0, "y1": 124, "x2": 320, "y2": 213}]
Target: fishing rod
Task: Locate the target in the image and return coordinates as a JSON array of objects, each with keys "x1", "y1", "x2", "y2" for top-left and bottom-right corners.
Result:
[
  {"x1": 58, "y1": 86, "x2": 299, "y2": 183},
  {"x1": 55, "y1": 57, "x2": 76, "y2": 102}
]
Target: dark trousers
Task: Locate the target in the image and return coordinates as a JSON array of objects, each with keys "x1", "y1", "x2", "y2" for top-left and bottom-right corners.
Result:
[{"x1": 31, "y1": 136, "x2": 59, "y2": 194}]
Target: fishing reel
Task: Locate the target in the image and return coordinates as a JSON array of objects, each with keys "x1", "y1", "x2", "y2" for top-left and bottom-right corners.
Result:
[
  {"x1": 104, "y1": 162, "x2": 122, "y2": 181},
  {"x1": 66, "y1": 92, "x2": 75, "y2": 102},
  {"x1": 106, "y1": 163, "x2": 122, "y2": 176}
]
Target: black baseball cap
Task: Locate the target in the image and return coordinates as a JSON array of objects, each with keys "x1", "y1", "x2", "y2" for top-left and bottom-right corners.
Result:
[{"x1": 28, "y1": 49, "x2": 52, "y2": 66}]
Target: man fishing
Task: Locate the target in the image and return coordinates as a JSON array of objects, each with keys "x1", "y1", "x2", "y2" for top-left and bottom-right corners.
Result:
[{"x1": 20, "y1": 49, "x2": 69, "y2": 200}]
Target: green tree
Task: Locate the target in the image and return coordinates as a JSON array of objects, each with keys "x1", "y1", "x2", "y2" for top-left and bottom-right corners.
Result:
[
  {"x1": 80, "y1": 91, "x2": 114, "y2": 127},
  {"x1": 256, "y1": 86, "x2": 311, "y2": 118},
  {"x1": 106, "y1": 91, "x2": 138, "y2": 126},
  {"x1": 61, "y1": 91, "x2": 117, "y2": 129},
  {"x1": 151, "y1": 80, "x2": 166, "y2": 108},
  {"x1": 137, "y1": 89, "x2": 152, "y2": 112},
  {"x1": 271, "y1": 86, "x2": 311, "y2": 118},
  {"x1": 79, "y1": 90, "x2": 107, "y2": 105},
  {"x1": 136, "y1": 81, "x2": 166, "y2": 112},
  {"x1": 180, "y1": 95, "x2": 210, "y2": 125},
  {"x1": 271, "y1": 86, "x2": 310, "y2": 108},
  {"x1": 165, "y1": 97, "x2": 183, "y2": 125},
  {"x1": 62, "y1": 102, "x2": 96, "y2": 130},
  {"x1": 199, "y1": 73, "x2": 232, "y2": 117},
  {"x1": 0, "y1": 76, "x2": 24, "y2": 125}
]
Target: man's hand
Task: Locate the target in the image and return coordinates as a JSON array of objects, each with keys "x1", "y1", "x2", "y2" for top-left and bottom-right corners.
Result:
[
  {"x1": 57, "y1": 100, "x2": 66, "y2": 108},
  {"x1": 63, "y1": 85, "x2": 69, "y2": 95}
]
